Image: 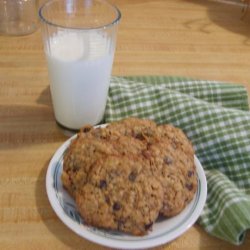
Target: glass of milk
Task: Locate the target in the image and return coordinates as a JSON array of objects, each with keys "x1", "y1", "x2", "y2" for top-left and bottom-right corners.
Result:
[{"x1": 39, "y1": 0, "x2": 121, "y2": 131}]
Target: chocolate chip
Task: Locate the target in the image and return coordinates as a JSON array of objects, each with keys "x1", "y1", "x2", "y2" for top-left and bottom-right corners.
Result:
[
  {"x1": 186, "y1": 183, "x2": 193, "y2": 191},
  {"x1": 82, "y1": 125, "x2": 92, "y2": 133},
  {"x1": 144, "y1": 222, "x2": 153, "y2": 230},
  {"x1": 128, "y1": 171, "x2": 137, "y2": 182},
  {"x1": 146, "y1": 142, "x2": 152, "y2": 149},
  {"x1": 164, "y1": 156, "x2": 172, "y2": 165},
  {"x1": 72, "y1": 166, "x2": 78, "y2": 172},
  {"x1": 188, "y1": 171, "x2": 194, "y2": 177},
  {"x1": 72, "y1": 163, "x2": 81, "y2": 172},
  {"x1": 113, "y1": 202, "x2": 121, "y2": 211},
  {"x1": 135, "y1": 132, "x2": 145, "y2": 140},
  {"x1": 99, "y1": 180, "x2": 107, "y2": 189},
  {"x1": 105, "y1": 195, "x2": 110, "y2": 204}
]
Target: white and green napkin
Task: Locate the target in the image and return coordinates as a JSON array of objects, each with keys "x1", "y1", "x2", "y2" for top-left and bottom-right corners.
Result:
[{"x1": 104, "y1": 76, "x2": 250, "y2": 245}]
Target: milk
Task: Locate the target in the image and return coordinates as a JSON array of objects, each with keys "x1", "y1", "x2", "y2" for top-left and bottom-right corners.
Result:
[{"x1": 46, "y1": 31, "x2": 114, "y2": 130}]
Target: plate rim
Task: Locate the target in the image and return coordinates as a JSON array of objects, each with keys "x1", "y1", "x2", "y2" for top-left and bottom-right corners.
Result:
[{"x1": 46, "y1": 133, "x2": 207, "y2": 249}]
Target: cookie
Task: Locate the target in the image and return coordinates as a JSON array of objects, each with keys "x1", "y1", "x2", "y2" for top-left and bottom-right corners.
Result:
[
  {"x1": 130, "y1": 123, "x2": 197, "y2": 217},
  {"x1": 109, "y1": 118, "x2": 197, "y2": 216},
  {"x1": 75, "y1": 156, "x2": 164, "y2": 235},
  {"x1": 144, "y1": 140, "x2": 197, "y2": 217},
  {"x1": 104, "y1": 118, "x2": 197, "y2": 216},
  {"x1": 62, "y1": 124, "x2": 147, "y2": 197}
]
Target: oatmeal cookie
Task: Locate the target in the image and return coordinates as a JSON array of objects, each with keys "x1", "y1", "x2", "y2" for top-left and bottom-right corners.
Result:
[
  {"x1": 127, "y1": 122, "x2": 197, "y2": 217},
  {"x1": 144, "y1": 140, "x2": 197, "y2": 217},
  {"x1": 62, "y1": 124, "x2": 147, "y2": 197},
  {"x1": 108, "y1": 118, "x2": 197, "y2": 216},
  {"x1": 76, "y1": 156, "x2": 163, "y2": 235}
]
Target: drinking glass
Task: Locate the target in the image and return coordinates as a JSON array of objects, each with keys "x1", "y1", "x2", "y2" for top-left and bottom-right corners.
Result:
[
  {"x1": 39, "y1": 0, "x2": 121, "y2": 131},
  {"x1": 0, "y1": 0, "x2": 38, "y2": 35}
]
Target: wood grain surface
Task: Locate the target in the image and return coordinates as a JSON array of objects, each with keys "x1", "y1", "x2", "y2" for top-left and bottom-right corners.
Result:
[{"x1": 0, "y1": 0, "x2": 249, "y2": 249}]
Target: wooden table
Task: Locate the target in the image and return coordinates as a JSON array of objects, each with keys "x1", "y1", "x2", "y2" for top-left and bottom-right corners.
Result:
[{"x1": 0, "y1": 0, "x2": 249, "y2": 249}]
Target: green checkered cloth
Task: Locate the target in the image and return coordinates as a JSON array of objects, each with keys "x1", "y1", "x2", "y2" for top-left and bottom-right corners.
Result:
[{"x1": 103, "y1": 76, "x2": 250, "y2": 245}]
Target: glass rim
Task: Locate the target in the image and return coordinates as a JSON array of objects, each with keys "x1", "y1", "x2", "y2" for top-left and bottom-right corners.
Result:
[{"x1": 39, "y1": 0, "x2": 121, "y2": 31}]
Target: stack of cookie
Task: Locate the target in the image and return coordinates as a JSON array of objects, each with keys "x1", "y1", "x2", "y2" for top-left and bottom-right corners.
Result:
[{"x1": 62, "y1": 117, "x2": 197, "y2": 235}]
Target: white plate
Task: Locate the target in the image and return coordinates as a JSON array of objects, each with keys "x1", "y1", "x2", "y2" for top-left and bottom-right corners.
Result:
[{"x1": 46, "y1": 134, "x2": 207, "y2": 249}]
